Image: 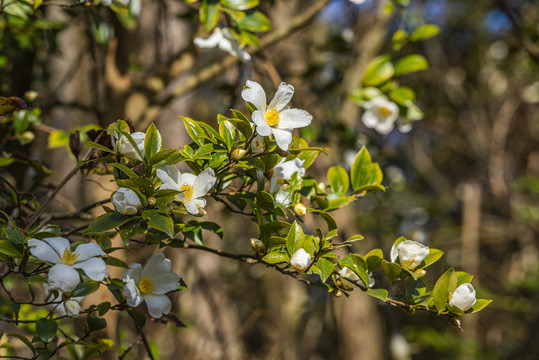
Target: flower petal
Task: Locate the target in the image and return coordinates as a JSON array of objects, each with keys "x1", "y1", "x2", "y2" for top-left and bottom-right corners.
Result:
[
  {"x1": 141, "y1": 253, "x2": 171, "y2": 279},
  {"x1": 74, "y1": 243, "x2": 106, "y2": 262},
  {"x1": 156, "y1": 164, "x2": 181, "y2": 188},
  {"x1": 277, "y1": 109, "x2": 312, "y2": 130},
  {"x1": 27, "y1": 239, "x2": 61, "y2": 264},
  {"x1": 241, "y1": 80, "x2": 266, "y2": 111},
  {"x1": 43, "y1": 237, "x2": 71, "y2": 258},
  {"x1": 272, "y1": 128, "x2": 293, "y2": 151},
  {"x1": 177, "y1": 173, "x2": 197, "y2": 187},
  {"x1": 193, "y1": 168, "x2": 216, "y2": 199},
  {"x1": 72, "y1": 257, "x2": 108, "y2": 281},
  {"x1": 185, "y1": 199, "x2": 206, "y2": 215},
  {"x1": 48, "y1": 264, "x2": 80, "y2": 293},
  {"x1": 142, "y1": 293, "x2": 172, "y2": 318},
  {"x1": 124, "y1": 263, "x2": 142, "y2": 284},
  {"x1": 151, "y1": 273, "x2": 181, "y2": 294},
  {"x1": 361, "y1": 111, "x2": 378, "y2": 128},
  {"x1": 268, "y1": 82, "x2": 294, "y2": 112},
  {"x1": 124, "y1": 278, "x2": 143, "y2": 307},
  {"x1": 193, "y1": 29, "x2": 223, "y2": 48}
]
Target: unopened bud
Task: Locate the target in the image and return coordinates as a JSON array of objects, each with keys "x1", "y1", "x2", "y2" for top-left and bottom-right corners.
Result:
[
  {"x1": 449, "y1": 317, "x2": 462, "y2": 331},
  {"x1": 276, "y1": 148, "x2": 289, "y2": 157},
  {"x1": 250, "y1": 238, "x2": 265, "y2": 253},
  {"x1": 317, "y1": 182, "x2": 326, "y2": 193},
  {"x1": 147, "y1": 196, "x2": 156, "y2": 207},
  {"x1": 334, "y1": 289, "x2": 342, "y2": 297},
  {"x1": 293, "y1": 203, "x2": 307, "y2": 216},
  {"x1": 250, "y1": 135, "x2": 266, "y2": 154},
  {"x1": 290, "y1": 248, "x2": 311, "y2": 272},
  {"x1": 416, "y1": 269, "x2": 427, "y2": 278},
  {"x1": 195, "y1": 208, "x2": 207, "y2": 217},
  {"x1": 231, "y1": 148, "x2": 247, "y2": 161}
]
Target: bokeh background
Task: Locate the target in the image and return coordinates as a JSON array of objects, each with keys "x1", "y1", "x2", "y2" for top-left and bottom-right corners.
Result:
[{"x1": 1, "y1": 0, "x2": 538, "y2": 359}]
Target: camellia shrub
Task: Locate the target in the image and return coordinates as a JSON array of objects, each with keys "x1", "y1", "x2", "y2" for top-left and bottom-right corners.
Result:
[{"x1": 0, "y1": 0, "x2": 491, "y2": 358}]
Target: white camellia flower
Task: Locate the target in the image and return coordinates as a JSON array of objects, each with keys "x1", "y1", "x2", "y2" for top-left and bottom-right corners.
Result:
[
  {"x1": 156, "y1": 164, "x2": 216, "y2": 216},
  {"x1": 362, "y1": 97, "x2": 399, "y2": 135},
  {"x1": 194, "y1": 27, "x2": 251, "y2": 62},
  {"x1": 28, "y1": 237, "x2": 108, "y2": 293},
  {"x1": 337, "y1": 267, "x2": 375, "y2": 289},
  {"x1": 449, "y1": 283, "x2": 476, "y2": 311},
  {"x1": 396, "y1": 240, "x2": 430, "y2": 271},
  {"x1": 112, "y1": 188, "x2": 142, "y2": 215},
  {"x1": 44, "y1": 284, "x2": 84, "y2": 317},
  {"x1": 117, "y1": 132, "x2": 146, "y2": 162},
  {"x1": 241, "y1": 80, "x2": 313, "y2": 151},
  {"x1": 290, "y1": 248, "x2": 311, "y2": 272},
  {"x1": 250, "y1": 135, "x2": 266, "y2": 154},
  {"x1": 269, "y1": 158, "x2": 305, "y2": 193},
  {"x1": 123, "y1": 253, "x2": 181, "y2": 318}
]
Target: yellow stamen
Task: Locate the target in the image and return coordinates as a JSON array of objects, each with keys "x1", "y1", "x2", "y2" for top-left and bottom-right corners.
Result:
[
  {"x1": 379, "y1": 106, "x2": 392, "y2": 116},
  {"x1": 264, "y1": 108, "x2": 280, "y2": 127},
  {"x1": 61, "y1": 249, "x2": 80, "y2": 266},
  {"x1": 138, "y1": 276, "x2": 153, "y2": 294},
  {"x1": 180, "y1": 183, "x2": 194, "y2": 202}
]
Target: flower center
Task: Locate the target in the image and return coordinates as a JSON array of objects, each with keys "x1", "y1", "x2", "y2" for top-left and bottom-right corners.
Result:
[
  {"x1": 379, "y1": 106, "x2": 392, "y2": 117},
  {"x1": 180, "y1": 183, "x2": 194, "y2": 202},
  {"x1": 264, "y1": 108, "x2": 280, "y2": 127},
  {"x1": 138, "y1": 276, "x2": 153, "y2": 294},
  {"x1": 61, "y1": 249, "x2": 79, "y2": 266}
]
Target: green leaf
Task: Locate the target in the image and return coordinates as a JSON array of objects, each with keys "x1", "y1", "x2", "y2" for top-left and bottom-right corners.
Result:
[
  {"x1": 200, "y1": 0, "x2": 219, "y2": 32},
  {"x1": 150, "y1": 148, "x2": 178, "y2": 166},
  {"x1": 142, "y1": 210, "x2": 174, "y2": 237},
  {"x1": 128, "y1": 309, "x2": 146, "y2": 328},
  {"x1": 362, "y1": 55, "x2": 394, "y2": 86},
  {"x1": 350, "y1": 146, "x2": 384, "y2": 193},
  {"x1": 200, "y1": 221, "x2": 224, "y2": 239},
  {"x1": 394, "y1": 55, "x2": 429, "y2": 76},
  {"x1": 84, "y1": 212, "x2": 132, "y2": 234},
  {"x1": 389, "y1": 86, "x2": 416, "y2": 106},
  {"x1": 86, "y1": 141, "x2": 116, "y2": 155},
  {"x1": 82, "y1": 338, "x2": 114, "y2": 358},
  {"x1": 104, "y1": 256, "x2": 129, "y2": 268},
  {"x1": 181, "y1": 116, "x2": 205, "y2": 146},
  {"x1": 327, "y1": 166, "x2": 349, "y2": 195},
  {"x1": 339, "y1": 254, "x2": 369, "y2": 286},
  {"x1": 365, "y1": 248, "x2": 383, "y2": 272},
  {"x1": 366, "y1": 288, "x2": 388, "y2": 302},
  {"x1": 468, "y1": 299, "x2": 492, "y2": 313},
  {"x1": 286, "y1": 221, "x2": 305, "y2": 256},
  {"x1": 34, "y1": 0, "x2": 43, "y2": 8},
  {"x1": 97, "y1": 302, "x2": 111, "y2": 316},
  {"x1": 455, "y1": 271, "x2": 473, "y2": 286},
  {"x1": 262, "y1": 250, "x2": 289, "y2": 264},
  {"x1": 48, "y1": 129, "x2": 69, "y2": 149},
  {"x1": 381, "y1": 260, "x2": 402, "y2": 282},
  {"x1": 239, "y1": 11, "x2": 271, "y2": 32},
  {"x1": 87, "y1": 314, "x2": 107, "y2": 332},
  {"x1": 144, "y1": 123, "x2": 162, "y2": 162},
  {"x1": 422, "y1": 248, "x2": 443, "y2": 268},
  {"x1": 0, "y1": 240, "x2": 22, "y2": 258},
  {"x1": 410, "y1": 24, "x2": 440, "y2": 41},
  {"x1": 309, "y1": 210, "x2": 337, "y2": 231},
  {"x1": 221, "y1": 0, "x2": 259, "y2": 10},
  {"x1": 71, "y1": 281, "x2": 100, "y2": 297},
  {"x1": 316, "y1": 258, "x2": 335, "y2": 283},
  {"x1": 432, "y1": 268, "x2": 457, "y2": 313},
  {"x1": 182, "y1": 221, "x2": 204, "y2": 246},
  {"x1": 109, "y1": 163, "x2": 138, "y2": 179},
  {"x1": 36, "y1": 318, "x2": 57, "y2": 343}
]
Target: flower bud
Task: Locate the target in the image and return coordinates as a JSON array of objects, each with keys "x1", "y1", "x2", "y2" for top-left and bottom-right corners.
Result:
[
  {"x1": 64, "y1": 298, "x2": 82, "y2": 317},
  {"x1": 317, "y1": 182, "x2": 326, "y2": 193},
  {"x1": 334, "y1": 289, "x2": 342, "y2": 297},
  {"x1": 449, "y1": 283, "x2": 476, "y2": 311},
  {"x1": 112, "y1": 188, "x2": 142, "y2": 215},
  {"x1": 337, "y1": 266, "x2": 359, "y2": 290},
  {"x1": 397, "y1": 240, "x2": 429, "y2": 270},
  {"x1": 194, "y1": 208, "x2": 207, "y2": 217},
  {"x1": 290, "y1": 248, "x2": 311, "y2": 272},
  {"x1": 231, "y1": 148, "x2": 247, "y2": 161},
  {"x1": 250, "y1": 238, "x2": 265, "y2": 253},
  {"x1": 276, "y1": 148, "x2": 290, "y2": 157},
  {"x1": 117, "y1": 132, "x2": 145, "y2": 161},
  {"x1": 250, "y1": 135, "x2": 266, "y2": 154},
  {"x1": 293, "y1": 203, "x2": 307, "y2": 216},
  {"x1": 147, "y1": 196, "x2": 156, "y2": 207}
]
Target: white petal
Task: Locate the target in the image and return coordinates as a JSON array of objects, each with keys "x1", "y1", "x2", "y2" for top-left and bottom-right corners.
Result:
[
  {"x1": 277, "y1": 109, "x2": 312, "y2": 130},
  {"x1": 252, "y1": 110, "x2": 272, "y2": 136},
  {"x1": 185, "y1": 198, "x2": 206, "y2": 215},
  {"x1": 375, "y1": 121, "x2": 396, "y2": 135},
  {"x1": 290, "y1": 248, "x2": 311, "y2": 272},
  {"x1": 194, "y1": 29, "x2": 223, "y2": 49},
  {"x1": 73, "y1": 243, "x2": 106, "y2": 262},
  {"x1": 268, "y1": 82, "x2": 295, "y2": 112},
  {"x1": 124, "y1": 263, "x2": 142, "y2": 284},
  {"x1": 362, "y1": 111, "x2": 379, "y2": 128},
  {"x1": 217, "y1": 38, "x2": 237, "y2": 57},
  {"x1": 177, "y1": 173, "x2": 197, "y2": 186},
  {"x1": 48, "y1": 264, "x2": 80, "y2": 293},
  {"x1": 27, "y1": 239, "x2": 61, "y2": 264},
  {"x1": 124, "y1": 278, "x2": 143, "y2": 307},
  {"x1": 141, "y1": 253, "x2": 171, "y2": 279},
  {"x1": 193, "y1": 168, "x2": 216, "y2": 198},
  {"x1": 272, "y1": 128, "x2": 293, "y2": 151},
  {"x1": 241, "y1": 80, "x2": 267, "y2": 111},
  {"x1": 143, "y1": 293, "x2": 172, "y2": 318},
  {"x1": 151, "y1": 273, "x2": 181, "y2": 294},
  {"x1": 269, "y1": 176, "x2": 280, "y2": 194},
  {"x1": 156, "y1": 164, "x2": 181, "y2": 188},
  {"x1": 73, "y1": 257, "x2": 108, "y2": 281},
  {"x1": 43, "y1": 237, "x2": 71, "y2": 258}
]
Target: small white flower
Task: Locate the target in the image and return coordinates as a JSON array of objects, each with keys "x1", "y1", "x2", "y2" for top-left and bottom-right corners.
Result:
[
  {"x1": 290, "y1": 248, "x2": 311, "y2": 272},
  {"x1": 117, "y1": 132, "x2": 146, "y2": 162},
  {"x1": 397, "y1": 240, "x2": 429, "y2": 271},
  {"x1": 293, "y1": 203, "x2": 307, "y2": 216},
  {"x1": 194, "y1": 27, "x2": 251, "y2": 62},
  {"x1": 112, "y1": 188, "x2": 142, "y2": 215},
  {"x1": 362, "y1": 97, "x2": 399, "y2": 135},
  {"x1": 28, "y1": 237, "x2": 108, "y2": 293},
  {"x1": 157, "y1": 164, "x2": 216, "y2": 216},
  {"x1": 123, "y1": 253, "x2": 181, "y2": 318},
  {"x1": 337, "y1": 266, "x2": 360, "y2": 290},
  {"x1": 44, "y1": 284, "x2": 84, "y2": 317},
  {"x1": 269, "y1": 158, "x2": 305, "y2": 193},
  {"x1": 250, "y1": 135, "x2": 266, "y2": 154},
  {"x1": 242, "y1": 80, "x2": 313, "y2": 151},
  {"x1": 449, "y1": 283, "x2": 476, "y2": 311}
]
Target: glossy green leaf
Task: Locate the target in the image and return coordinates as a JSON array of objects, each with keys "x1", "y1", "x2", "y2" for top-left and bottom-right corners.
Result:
[
  {"x1": 365, "y1": 248, "x2": 383, "y2": 272},
  {"x1": 394, "y1": 55, "x2": 429, "y2": 76},
  {"x1": 144, "y1": 123, "x2": 162, "y2": 162},
  {"x1": 83, "y1": 212, "x2": 132, "y2": 234},
  {"x1": 143, "y1": 210, "x2": 174, "y2": 237},
  {"x1": 262, "y1": 250, "x2": 289, "y2": 264},
  {"x1": 367, "y1": 288, "x2": 388, "y2": 302},
  {"x1": 455, "y1": 271, "x2": 474, "y2": 286},
  {"x1": 221, "y1": 0, "x2": 259, "y2": 10},
  {"x1": 410, "y1": 24, "x2": 440, "y2": 41},
  {"x1": 468, "y1": 299, "x2": 492, "y2": 313},
  {"x1": 350, "y1": 146, "x2": 384, "y2": 193},
  {"x1": 433, "y1": 268, "x2": 457, "y2": 313},
  {"x1": 327, "y1": 166, "x2": 349, "y2": 195},
  {"x1": 36, "y1": 318, "x2": 57, "y2": 343},
  {"x1": 200, "y1": 0, "x2": 219, "y2": 32},
  {"x1": 362, "y1": 55, "x2": 394, "y2": 86},
  {"x1": 87, "y1": 314, "x2": 107, "y2": 332},
  {"x1": 286, "y1": 221, "x2": 305, "y2": 256},
  {"x1": 0, "y1": 240, "x2": 22, "y2": 258},
  {"x1": 381, "y1": 259, "x2": 402, "y2": 282},
  {"x1": 239, "y1": 11, "x2": 271, "y2": 32},
  {"x1": 181, "y1": 116, "x2": 205, "y2": 146},
  {"x1": 389, "y1": 86, "x2": 416, "y2": 106},
  {"x1": 316, "y1": 258, "x2": 335, "y2": 283}
]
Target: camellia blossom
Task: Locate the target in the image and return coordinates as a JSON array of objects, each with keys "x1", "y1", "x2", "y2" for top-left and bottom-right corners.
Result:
[
  {"x1": 157, "y1": 164, "x2": 216, "y2": 216},
  {"x1": 123, "y1": 253, "x2": 181, "y2": 318},
  {"x1": 112, "y1": 187, "x2": 142, "y2": 215},
  {"x1": 362, "y1": 97, "x2": 399, "y2": 135},
  {"x1": 397, "y1": 240, "x2": 429, "y2": 271},
  {"x1": 241, "y1": 80, "x2": 313, "y2": 151},
  {"x1": 449, "y1": 283, "x2": 476, "y2": 311},
  {"x1": 250, "y1": 135, "x2": 266, "y2": 154},
  {"x1": 117, "y1": 132, "x2": 146, "y2": 161},
  {"x1": 337, "y1": 267, "x2": 375, "y2": 289},
  {"x1": 28, "y1": 237, "x2": 108, "y2": 293},
  {"x1": 269, "y1": 158, "x2": 305, "y2": 193},
  {"x1": 44, "y1": 284, "x2": 84, "y2": 317},
  {"x1": 194, "y1": 27, "x2": 251, "y2": 62},
  {"x1": 290, "y1": 248, "x2": 311, "y2": 272}
]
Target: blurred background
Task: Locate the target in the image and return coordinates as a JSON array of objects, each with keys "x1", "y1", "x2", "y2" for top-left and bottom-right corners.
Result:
[{"x1": 1, "y1": 0, "x2": 538, "y2": 359}]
